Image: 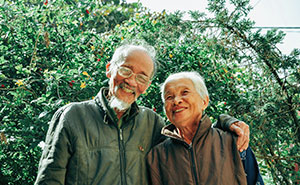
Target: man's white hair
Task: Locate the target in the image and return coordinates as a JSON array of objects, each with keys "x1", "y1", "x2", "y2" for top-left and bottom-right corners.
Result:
[
  {"x1": 160, "y1": 71, "x2": 209, "y2": 103},
  {"x1": 108, "y1": 40, "x2": 157, "y2": 79}
]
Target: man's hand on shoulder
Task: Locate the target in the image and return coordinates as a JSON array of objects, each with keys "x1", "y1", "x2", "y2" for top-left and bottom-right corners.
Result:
[{"x1": 230, "y1": 121, "x2": 249, "y2": 152}]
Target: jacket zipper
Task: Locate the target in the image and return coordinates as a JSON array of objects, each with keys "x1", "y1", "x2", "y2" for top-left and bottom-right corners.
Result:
[
  {"x1": 189, "y1": 146, "x2": 199, "y2": 185},
  {"x1": 119, "y1": 128, "x2": 127, "y2": 185}
]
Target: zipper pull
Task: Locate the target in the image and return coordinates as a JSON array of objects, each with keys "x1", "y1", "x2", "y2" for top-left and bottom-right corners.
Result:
[{"x1": 119, "y1": 129, "x2": 123, "y2": 141}]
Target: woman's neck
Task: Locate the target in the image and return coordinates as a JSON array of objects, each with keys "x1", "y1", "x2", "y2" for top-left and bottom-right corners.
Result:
[{"x1": 178, "y1": 114, "x2": 203, "y2": 145}]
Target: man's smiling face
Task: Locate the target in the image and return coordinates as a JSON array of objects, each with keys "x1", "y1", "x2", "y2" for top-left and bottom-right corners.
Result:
[{"x1": 108, "y1": 49, "x2": 153, "y2": 108}]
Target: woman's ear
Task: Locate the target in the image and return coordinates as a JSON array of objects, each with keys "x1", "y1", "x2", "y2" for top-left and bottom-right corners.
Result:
[{"x1": 106, "y1": 63, "x2": 111, "y2": 78}]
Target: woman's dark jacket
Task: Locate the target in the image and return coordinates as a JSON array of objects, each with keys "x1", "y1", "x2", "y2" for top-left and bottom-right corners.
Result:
[{"x1": 146, "y1": 114, "x2": 248, "y2": 185}]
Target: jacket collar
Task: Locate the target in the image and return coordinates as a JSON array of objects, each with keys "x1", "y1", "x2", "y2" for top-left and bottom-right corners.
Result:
[
  {"x1": 161, "y1": 114, "x2": 212, "y2": 145},
  {"x1": 94, "y1": 87, "x2": 139, "y2": 125}
]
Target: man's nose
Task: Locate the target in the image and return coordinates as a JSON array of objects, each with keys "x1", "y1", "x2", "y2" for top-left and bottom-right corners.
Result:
[{"x1": 125, "y1": 74, "x2": 138, "y2": 87}]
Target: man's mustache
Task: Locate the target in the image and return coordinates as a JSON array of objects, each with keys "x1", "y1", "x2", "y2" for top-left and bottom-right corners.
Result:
[{"x1": 119, "y1": 83, "x2": 137, "y2": 96}]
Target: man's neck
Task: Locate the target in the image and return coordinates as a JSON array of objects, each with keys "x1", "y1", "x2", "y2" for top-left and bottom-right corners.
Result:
[{"x1": 115, "y1": 108, "x2": 126, "y2": 119}]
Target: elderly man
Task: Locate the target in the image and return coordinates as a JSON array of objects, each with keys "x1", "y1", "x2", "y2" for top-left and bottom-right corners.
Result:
[
  {"x1": 146, "y1": 71, "x2": 264, "y2": 185},
  {"x1": 35, "y1": 41, "x2": 249, "y2": 185}
]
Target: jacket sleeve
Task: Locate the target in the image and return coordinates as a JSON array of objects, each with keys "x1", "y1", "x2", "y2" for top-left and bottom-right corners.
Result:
[
  {"x1": 151, "y1": 113, "x2": 166, "y2": 147},
  {"x1": 213, "y1": 114, "x2": 239, "y2": 131},
  {"x1": 240, "y1": 147, "x2": 265, "y2": 185},
  {"x1": 35, "y1": 106, "x2": 73, "y2": 185}
]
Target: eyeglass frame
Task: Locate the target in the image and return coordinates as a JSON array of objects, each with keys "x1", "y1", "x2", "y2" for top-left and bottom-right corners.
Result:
[{"x1": 117, "y1": 66, "x2": 151, "y2": 85}]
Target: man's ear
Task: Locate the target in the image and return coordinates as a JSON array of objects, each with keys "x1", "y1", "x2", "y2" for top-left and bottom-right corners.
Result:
[
  {"x1": 142, "y1": 81, "x2": 151, "y2": 94},
  {"x1": 106, "y1": 63, "x2": 111, "y2": 78},
  {"x1": 203, "y1": 96, "x2": 209, "y2": 110}
]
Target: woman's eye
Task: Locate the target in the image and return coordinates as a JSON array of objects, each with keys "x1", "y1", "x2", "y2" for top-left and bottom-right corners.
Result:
[{"x1": 166, "y1": 96, "x2": 172, "y2": 100}]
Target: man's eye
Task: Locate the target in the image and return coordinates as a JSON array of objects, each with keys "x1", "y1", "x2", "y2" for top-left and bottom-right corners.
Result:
[
  {"x1": 182, "y1": 90, "x2": 189, "y2": 95},
  {"x1": 120, "y1": 67, "x2": 132, "y2": 75},
  {"x1": 136, "y1": 75, "x2": 148, "y2": 83}
]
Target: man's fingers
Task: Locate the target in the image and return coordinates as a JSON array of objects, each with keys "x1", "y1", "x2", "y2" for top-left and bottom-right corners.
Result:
[
  {"x1": 230, "y1": 121, "x2": 250, "y2": 152},
  {"x1": 229, "y1": 124, "x2": 243, "y2": 150},
  {"x1": 238, "y1": 131, "x2": 249, "y2": 152},
  {"x1": 239, "y1": 138, "x2": 249, "y2": 152},
  {"x1": 239, "y1": 122, "x2": 250, "y2": 152},
  {"x1": 238, "y1": 121, "x2": 250, "y2": 136},
  {"x1": 230, "y1": 124, "x2": 244, "y2": 136}
]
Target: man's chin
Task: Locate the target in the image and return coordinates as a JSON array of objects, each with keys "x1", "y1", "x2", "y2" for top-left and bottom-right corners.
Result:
[
  {"x1": 116, "y1": 90, "x2": 136, "y2": 104},
  {"x1": 109, "y1": 96, "x2": 132, "y2": 112},
  {"x1": 119, "y1": 97, "x2": 135, "y2": 105}
]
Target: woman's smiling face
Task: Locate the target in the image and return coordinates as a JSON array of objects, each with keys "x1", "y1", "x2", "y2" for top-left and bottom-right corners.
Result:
[{"x1": 163, "y1": 78, "x2": 208, "y2": 129}]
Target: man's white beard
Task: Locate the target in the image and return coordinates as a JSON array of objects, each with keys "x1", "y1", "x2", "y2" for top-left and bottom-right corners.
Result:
[
  {"x1": 109, "y1": 95, "x2": 131, "y2": 112},
  {"x1": 108, "y1": 77, "x2": 134, "y2": 112}
]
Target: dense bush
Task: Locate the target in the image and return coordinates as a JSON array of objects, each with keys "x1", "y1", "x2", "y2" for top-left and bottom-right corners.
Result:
[{"x1": 0, "y1": 0, "x2": 299, "y2": 184}]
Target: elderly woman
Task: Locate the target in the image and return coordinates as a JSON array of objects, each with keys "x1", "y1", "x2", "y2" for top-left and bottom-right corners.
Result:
[{"x1": 146, "y1": 72, "x2": 264, "y2": 185}]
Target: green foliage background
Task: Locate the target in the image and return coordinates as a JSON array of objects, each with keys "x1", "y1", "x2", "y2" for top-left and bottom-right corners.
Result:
[{"x1": 0, "y1": 0, "x2": 299, "y2": 184}]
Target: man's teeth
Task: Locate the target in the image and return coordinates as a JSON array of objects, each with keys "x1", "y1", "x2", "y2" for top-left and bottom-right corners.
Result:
[
  {"x1": 122, "y1": 86, "x2": 134, "y2": 93},
  {"x1": 174, "y1": 108, "x2": 185, "y2": 113}
]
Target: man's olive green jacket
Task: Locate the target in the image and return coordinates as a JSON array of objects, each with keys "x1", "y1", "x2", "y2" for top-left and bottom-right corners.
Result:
[
  {"x1": 35, "y1": 87, "x2": 238, "y2": 185},
  {"x1": 35, "y1": 88, "x2": 165, "y2": 185}
]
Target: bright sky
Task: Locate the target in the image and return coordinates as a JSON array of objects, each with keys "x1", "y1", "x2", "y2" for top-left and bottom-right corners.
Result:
[{"x1": 127, "y1": 0, "x2": 300, "y2": 55}]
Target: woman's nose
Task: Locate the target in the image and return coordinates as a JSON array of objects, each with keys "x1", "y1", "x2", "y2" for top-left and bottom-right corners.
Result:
[{"x1": 173, "y1": 96, "x2": 182, "y2": 105}]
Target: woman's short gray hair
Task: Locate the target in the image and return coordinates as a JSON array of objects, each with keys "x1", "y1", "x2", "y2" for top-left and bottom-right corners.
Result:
[
  {"x1": 160, "y1": 71, "x2": 209, "y2": 103},
  {"x1": 108, "y1": 40, "x2": 157, "y2": 79}
]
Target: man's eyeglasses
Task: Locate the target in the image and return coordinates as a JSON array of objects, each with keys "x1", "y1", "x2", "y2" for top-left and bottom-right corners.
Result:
[{"x1": 117, "y1": 66, "x2": 150, "y2": 85}]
